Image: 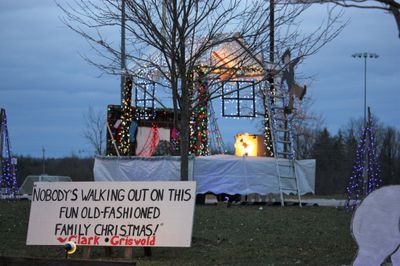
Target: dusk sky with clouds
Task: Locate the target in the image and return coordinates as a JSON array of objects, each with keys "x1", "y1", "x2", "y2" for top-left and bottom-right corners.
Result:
[{"x1": 0, "y1": 1, "x2": 399, "y2": 158}]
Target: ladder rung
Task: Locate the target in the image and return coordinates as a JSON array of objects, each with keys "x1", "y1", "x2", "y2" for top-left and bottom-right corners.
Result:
[
  {"x1": 277, "y1": 157, "x2": 293, "y2": 161},
  {"x1": 277, "y1": 151, "x2": 292, "y2": 155},
  {"x1": 272, "y1": 106, "x2": 285, "y2": 110},
  {"x1": 277, "y1": 158, "x2": 294, "y2": 161},
  {"x1": 274, "y1": 128, "x2": 289, "y2": 132},
  {"x1": 277, "y1": 163, "x2": 292, "y2": 167},
  {"x1": 279, "y1": 175, "x2": 296, "y2": 179},
  {"x1": 280, "y1": 187, "x2": 297, "y2": 191},
  {"x1": 277, "y1": 139, "x2": 290, "y2": 143},
  {"x1": 277, "y1": 156, "x2": 293, "y2": 159},
  {"x1": 273, "y1": 110, "x2": 286, "y2": 114},
  {"x1": 273, "y1": 95, "x2": 285, "y2": 99}
]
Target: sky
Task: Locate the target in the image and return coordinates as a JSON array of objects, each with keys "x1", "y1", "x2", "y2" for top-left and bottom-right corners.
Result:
[{"x1": 0, "y1": 0, "x2": 399, "y2": 158}]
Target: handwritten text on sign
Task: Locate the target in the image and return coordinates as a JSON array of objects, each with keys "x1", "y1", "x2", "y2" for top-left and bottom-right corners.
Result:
[{"x1": 26, "y1": 181, "x2": 196, "y2": 247}]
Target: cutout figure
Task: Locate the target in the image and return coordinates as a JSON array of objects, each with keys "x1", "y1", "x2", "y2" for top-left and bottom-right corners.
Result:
[
  {"x1": 351, "y1": 185, "x2": 400, "y2": 266},
  {"x1": 281, "y1": 49, "x2": 307, "y2": 114}
]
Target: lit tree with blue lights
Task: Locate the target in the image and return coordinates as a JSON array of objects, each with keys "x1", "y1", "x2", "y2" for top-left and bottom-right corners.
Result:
[
  {"x1": 345, "y1": 109, "x2": 382, "y2": 210},
  {"x1": 0, "y1": 108, "x2": 17, "y2": 196}
]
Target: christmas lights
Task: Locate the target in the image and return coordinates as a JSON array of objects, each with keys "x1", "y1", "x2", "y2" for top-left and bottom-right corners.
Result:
[
  {"x1": 134, "y1": 81, "x2": 156, "y2": 113},
  {"x1": 0, "y1": 108, "x2": 17, "y2": 196},
  {"x1": 108, "y1": 56, "x2": 273, "y2": 157},
  {"x1": 345, "y1": 122, "x2": 382, "y2": 211},
  {"x1": 194, "y1": 64, "x2": 264, "y2": 79},
  {"x1": 263, "y1": 79, "x2": 275, "y2": 157},
  {"x1": 118, "y1": 77, "x2": 134, "y2": 156},
  {"x1": 190, "y1": 72, "x2": 209, "y2": 156},
  {"x1": 221, "y1": 80, "x2": 256, "y2": 118},
  {"x1": 170, "y1": 127, "x2": 180, "y2": 153},
  {"x1": 106, "y1": 105, "x2": 176, "y2": 156}
]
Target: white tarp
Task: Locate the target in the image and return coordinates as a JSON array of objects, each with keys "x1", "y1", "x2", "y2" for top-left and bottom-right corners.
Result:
[
  {"x1": 94, "y1": 155, "x2": 315, "y2": 195},
  {"x1": 94, "y1": 156, "x2": 194, "y2": 182}
]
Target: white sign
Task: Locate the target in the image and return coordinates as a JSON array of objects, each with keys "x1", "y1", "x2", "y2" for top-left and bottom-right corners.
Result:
[{"x1": 26, "y1": 181, "x2": 196, "y2": 247}]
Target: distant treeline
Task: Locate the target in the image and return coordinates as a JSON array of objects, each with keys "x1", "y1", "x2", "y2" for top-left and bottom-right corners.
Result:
[
  {"x1": 14, "y1": 120, "x2": 400, "y2": 196},
  {"x1": 295, "y1": 119, "x2": 400, "y2": 194}
]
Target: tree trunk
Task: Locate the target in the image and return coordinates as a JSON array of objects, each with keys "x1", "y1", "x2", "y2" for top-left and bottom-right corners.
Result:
[
  {"x1": 178, "y1": 14, "x2": 189, "y2": 181},
  {"x1": 180, "y1": 104, "x2": 189, "y2": 181},
  {"x1": 179, "y1": 71, "x2": 189, "y2": 181},
  {"x1": 170, "y1": 1, "x2": 179, "y2": 130},
  {"x1": 389, "y1": 5, "x2": 400, "y2": 38}
]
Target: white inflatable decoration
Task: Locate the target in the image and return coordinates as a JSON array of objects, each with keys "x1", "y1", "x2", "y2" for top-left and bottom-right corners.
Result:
[{"x1": 352, "y1": 185, "x2": 400, "y2": 266}]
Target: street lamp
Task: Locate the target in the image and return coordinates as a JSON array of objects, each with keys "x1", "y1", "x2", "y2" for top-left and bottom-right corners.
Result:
[{"x1": 351, "y1": 52, "x2": 379, "y2": 125}]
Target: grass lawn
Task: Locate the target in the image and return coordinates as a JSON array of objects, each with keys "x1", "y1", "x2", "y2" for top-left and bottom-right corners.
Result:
[{"x1": 0, "y1": 200, "x2": 356, "y2": 265}]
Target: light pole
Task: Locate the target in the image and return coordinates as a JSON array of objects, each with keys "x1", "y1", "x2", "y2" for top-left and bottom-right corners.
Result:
[
  {"x1": 120, "y1": 0, "x2": 126, "y2": 106},
  {"x1": 42, "y1": 146, "x2": 46, "y2": 175},
  {"x1": 351, "y1": 52, "x2": 379, "y2": 126}
]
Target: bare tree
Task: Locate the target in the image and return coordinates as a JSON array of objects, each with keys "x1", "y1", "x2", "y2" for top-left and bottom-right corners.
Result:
[
  {"x1": 60, "y1": 0, "x2": 270, "y2": 180},
  {"x1": 59, "y1": 0, "x2": 345, "y2": 180},
  {"x1": 340, "y1": 114, "x2": 384, "y2": 145},
  {"x1": 380, "y1": 127, "x2": 400, "y2": 185},
  {"x1": 291, "y1": 97, "x2": 325, "y2": 159},
  {"x1": 341, "y1": 0, "x2": 399, "y2": 38},
  {"x1": 298, "y1": 0, "x2": 400, "y2": 38},
  {"x1": 83, "y1": 107, "x2": 106, "y2": 156}
]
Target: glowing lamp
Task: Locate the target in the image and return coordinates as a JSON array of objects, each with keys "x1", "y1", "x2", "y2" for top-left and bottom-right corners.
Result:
[
  {"x1": 234, "y1": 133, "x2": 265, "y2": 157},
  {"x1": 64, "y1": 241, "x2": 77, "y2": 255}
]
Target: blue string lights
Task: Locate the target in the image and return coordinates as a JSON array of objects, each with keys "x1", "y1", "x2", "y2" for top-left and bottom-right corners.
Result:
[
  {"x1": 0, "y1": 108, "x2": 17, "y2": 196},
  {"x1": 345, "y1": 122, "x2": 382, "y2": 210}
]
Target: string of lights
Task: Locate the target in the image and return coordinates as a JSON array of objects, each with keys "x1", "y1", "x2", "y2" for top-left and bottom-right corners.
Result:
[
  {"x1": 190, "y1": 71, "x2": 209, "y2": 156},
  {"x1": 0, "y1": 108, "x2": 17, "y2": 196},
  {"x1": 110, "y1": 60, "x2": 273, "y2": 157},
  {"x1": 264, "y1": 79, "x2": 275, "y2": 157},
  {"x1": 221, "y1": 80, "x2": 256, "y2": 118},
  {"x1": 195, "y1": 64, "x2": 264, "y2": 78},
  {"x1": 345, "y1": 122, "x2": 382, "y2": 211},
  {"x1": 170, "y1": 127, "x2": 180, "y2": 153},
  {"x1": 118, "y1": 77, "x2": 134, "y2": 155},
  {"x1": 134, "y1": 80, "x2": 156, "y2": 112},
  {"x1": 106, "y1": 104, "x2": 177, "y2": 156}
]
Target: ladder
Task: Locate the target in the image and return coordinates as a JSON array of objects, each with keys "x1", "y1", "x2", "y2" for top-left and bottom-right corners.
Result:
[
  {"x1": 265, "y1": 83, "x2": 302, "y2": 207},
  {"x1": 207, "y1": 101, "x2": 225, "y2": 155}
]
